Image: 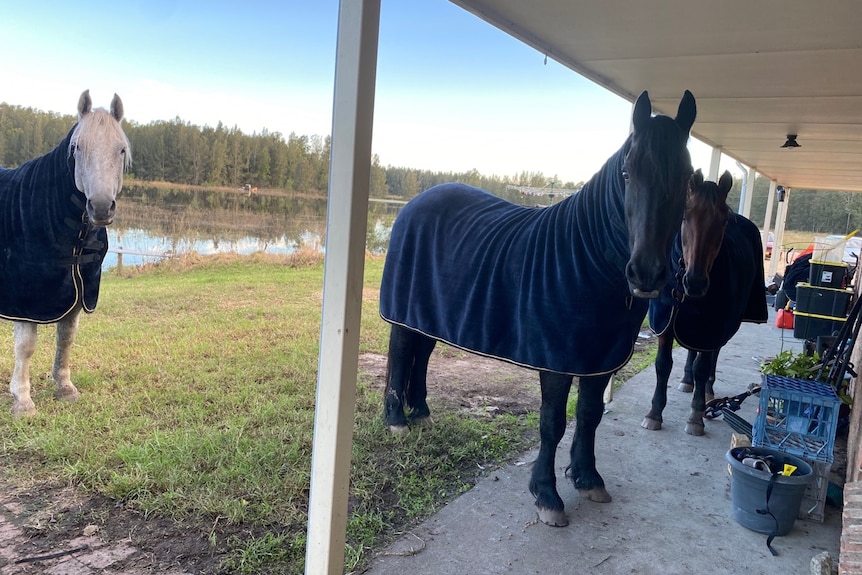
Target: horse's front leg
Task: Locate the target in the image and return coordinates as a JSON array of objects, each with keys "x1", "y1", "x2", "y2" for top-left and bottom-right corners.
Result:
[
  {"x1": 569, "y1": 374, "x2": 613, "y2": 502},
  {"x1": 10, "y1": 321, "x2": 38, "y2": 416},
  {"x1": 643, "y1": 332, "x2": 672, "y2": 430},
  {"x1": 678, "y1": 348, "x2": 696, "y2": 392},
  {"x1": 705, "y1": 348, "x2": 720, "y2": 403},
  {"x1": 685, "y1": 350, "x2": 713, "y2": 436},
  {"x1": 53, "y1": 309, "x2": 82, "y2": 403},
  {"x1": 530, "y1": 371, "x2": 573, "y2": 527}
]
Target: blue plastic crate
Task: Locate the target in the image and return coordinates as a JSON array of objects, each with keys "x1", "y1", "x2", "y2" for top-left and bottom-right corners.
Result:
[{"x1": 752, "y1": 375, "x2": 841, "y2": 464}]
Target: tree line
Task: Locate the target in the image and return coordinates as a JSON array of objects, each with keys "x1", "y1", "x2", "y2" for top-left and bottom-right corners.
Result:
[
  {"x1": 0, "y1": 102, "x2": 575, "y2": 201},
  {"x1": 726, "y1": 176, "x2": 860, "y2": 235},
  {"x1": 0, "y1": 100, "x2": 857, "y2": 233}
]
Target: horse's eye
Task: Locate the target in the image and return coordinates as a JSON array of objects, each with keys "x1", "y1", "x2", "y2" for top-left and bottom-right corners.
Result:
[
  {"x1": 622, "y1": 169, "x2": 630, "y2": 181},
  {"x1": 120, "y1": 148, "x2": 126, "y2": 156}
]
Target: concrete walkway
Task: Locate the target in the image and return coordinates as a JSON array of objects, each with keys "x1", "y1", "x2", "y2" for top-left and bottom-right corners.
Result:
[{"x1": 364, "y1": 307, "x2": 841, "y2": 575}]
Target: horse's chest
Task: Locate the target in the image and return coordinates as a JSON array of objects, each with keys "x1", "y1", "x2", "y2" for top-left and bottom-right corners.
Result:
[{"x1": 0, "y1": 194, "x2": 107, "y2": 322}]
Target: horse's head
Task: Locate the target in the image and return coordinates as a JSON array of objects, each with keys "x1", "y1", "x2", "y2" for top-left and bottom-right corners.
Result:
[
  {"x1": 680, "y1": 169, "x2": 732, "y2": 298},
  {"x1": 623, "y1": 90, "x2": 696, "y2": 298},
  {"x1": 69, "y1": 90, "x2": 131, "y2": 226}
]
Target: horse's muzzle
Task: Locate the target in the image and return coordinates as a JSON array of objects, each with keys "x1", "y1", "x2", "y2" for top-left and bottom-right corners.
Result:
[
  {"x1": 630, "y1": 287, "x2": 660, "y2": 299},
  {"x1": 87, "y1": 199, "x2": 116, "y2": 227},
  {"x1": 625, "y1": 260, "x2": 665, "y2": 299},
  {"x1": 683, "y1": 273, "x2": 710, "y2": 299}
]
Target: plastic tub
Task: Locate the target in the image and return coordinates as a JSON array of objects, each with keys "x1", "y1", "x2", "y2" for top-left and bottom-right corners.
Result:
[{"x1": 726, "y1": 446, "x2": 813, "y2": 535}]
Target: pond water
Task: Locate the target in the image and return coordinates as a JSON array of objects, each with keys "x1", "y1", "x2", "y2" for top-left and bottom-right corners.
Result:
[{"x1": 105, "y1": 185, "x2": 399, "y2": 269}]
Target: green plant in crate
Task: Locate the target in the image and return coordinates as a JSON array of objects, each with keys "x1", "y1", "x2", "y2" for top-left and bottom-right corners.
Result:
[
  {"x1": 760, "y1": 350, "x2": 821, "y2": 379},
  {"x1": 760, "y1": 350, "x2": 853, "y2": 406}
]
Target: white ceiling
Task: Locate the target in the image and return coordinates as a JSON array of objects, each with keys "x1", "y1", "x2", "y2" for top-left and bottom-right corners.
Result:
[{"x1": 451, "y1": 0, "x2": 862, "y2": 192}]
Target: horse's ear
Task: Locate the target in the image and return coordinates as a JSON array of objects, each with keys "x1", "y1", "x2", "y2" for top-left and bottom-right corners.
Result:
[
  {"x1": 111, "y1": 94, "x2": 124, "y2": 123},
  {"x1": 674, "y1": 90, "x2": 696, "y2": 135},
  {"x1": 632, "y1": 91, "x2": 652, "y2": 133},
  {"x1": 691, "y1": 168, "x2": 704, "y2": 189},
  {"x1": 718, "y1": 170, "x2": 733, "y2": 199},
  {"x1": 77, "y1": 90, "x2": 92, "y2": 119}
]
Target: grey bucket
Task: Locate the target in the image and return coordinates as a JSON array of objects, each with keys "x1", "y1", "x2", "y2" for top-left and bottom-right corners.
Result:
[{"x1": 726, "y1": 446, "x2": 814, "y2": 536}]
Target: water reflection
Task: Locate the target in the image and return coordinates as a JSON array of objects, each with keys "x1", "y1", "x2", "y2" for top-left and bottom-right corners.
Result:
[
  {"x1": 104, "y1": 228, "x2": 324, "y2": 268},
  {"x1": 105, "y1": 185, "x2": 398, "y2": 270}
]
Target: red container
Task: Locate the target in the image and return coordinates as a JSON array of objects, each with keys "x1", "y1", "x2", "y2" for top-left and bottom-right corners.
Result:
[{"x1": 776, "y1": 308, "x2": 794, "y2": 329}]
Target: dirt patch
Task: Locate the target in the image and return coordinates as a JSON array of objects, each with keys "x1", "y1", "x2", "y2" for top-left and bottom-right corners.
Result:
[
  {"x1": 358, "y1": 347, "x2": 542, "y2": 418},
  {"x1": 0, "y1": 480, "x2": 219, "y2": 574},
  {"x1": 358, "y1": 332, "x2": 657, "y2": 419}
]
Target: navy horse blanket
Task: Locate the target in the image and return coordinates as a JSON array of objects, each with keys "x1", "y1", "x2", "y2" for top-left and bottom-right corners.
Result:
[
  {"x1": 0, "y1": 128, "x2": 107, "y2": 323},
  {"x1": 649, "y1": 212, "x2": 768, "y2": 350},
  {"x1": 380, "y1": 146, "x2": 650, "y2": 376}
]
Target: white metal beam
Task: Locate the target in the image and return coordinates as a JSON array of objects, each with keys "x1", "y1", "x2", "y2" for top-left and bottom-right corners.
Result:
[
  {"x1": 707, "y1": 147, "x2": 722, "y2": 182},
  {"x1": 305, "y1": 1, "x2": 381, "y2": 573},
  {"x1": 770, "y1": 187, "x2": 790, "y2": 279},
  {"x1": 739, "y1": 165, "x2": 756, "y2": 219},
  {"x1": 763, "y1": 180, "x2": 776, "y2": 263}
]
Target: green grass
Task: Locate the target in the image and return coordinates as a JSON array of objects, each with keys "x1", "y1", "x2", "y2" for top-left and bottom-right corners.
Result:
[{"x1": 0, "y1": 253, "x2": 656, "y2": 574}]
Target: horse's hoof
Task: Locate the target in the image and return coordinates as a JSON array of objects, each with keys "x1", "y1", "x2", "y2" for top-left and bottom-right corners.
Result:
[
  {"x1": 55, "y1": 386, "x2": 80, "y2": 402},
  {"x1": 706, "y1": 393, "x2": 715, "y2": 403},
  {"x1": 579, "y1": 487, "x2": 612, "y2": 503},
  {"x1": 388, "y1": 425, "x2": 410, "y2": 436},
  {"x1": 685, "y1": 422, "x2": 705, "y2": 436},
  {"x1": 11, "y1": 401, "x2": 36, "y2": 417},
  {"x1": 677, "y1": 383, "x2": 694, "y2": 393},
  {"x1": 641, "y1": 417, "x2": 662, "y2": 431},
  {"x1": 537, "y1": 507, "x2": 569, "y2": 527},
  {"x1": 410, "y1": 415, "x2": 434, "y2": 428}
]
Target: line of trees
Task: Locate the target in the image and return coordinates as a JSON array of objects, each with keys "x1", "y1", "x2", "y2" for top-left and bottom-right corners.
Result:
[
  {"x1": 726, "y1": 176, "x2": 860, "y2": 235},
  {"x1": 0, "y1": 100, "x2": 857, "y2": 233},
  {"x1": 0, "y1": 102, "x2": 575, "y2": 203}
]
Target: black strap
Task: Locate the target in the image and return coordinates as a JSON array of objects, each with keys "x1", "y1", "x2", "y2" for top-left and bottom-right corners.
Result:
[
  {"x1": 756, "y1": 471, "x2": 781, "y2": 556},
  {"x1": 671, "y1": 257, "x2": 687, "y2": 306},
  {"x1": 55, "y1": 252, "x2": 104, "y2": 266},
  {"x1": 64, "y1": 216, "x2": 85, "y2": 230},
  {"x1": 68, "y1": 193, "x2": 85, "y2": 210}
]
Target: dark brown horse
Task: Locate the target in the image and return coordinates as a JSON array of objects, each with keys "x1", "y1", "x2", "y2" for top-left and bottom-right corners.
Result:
[
  {"x1": 379, "y1": 91, "x2": 697, "y2": 526},
  {"x1": 645, "y1": 169, "x2": 768, "y2": 435}
]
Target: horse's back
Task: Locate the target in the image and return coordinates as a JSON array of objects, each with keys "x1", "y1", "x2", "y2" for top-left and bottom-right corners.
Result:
[
  {"x1": 380, "y1": 182, "x2": 645, "y2": 375},
  {"x1": 391, "y1": 183, "x2": 534, "y2": 235}
]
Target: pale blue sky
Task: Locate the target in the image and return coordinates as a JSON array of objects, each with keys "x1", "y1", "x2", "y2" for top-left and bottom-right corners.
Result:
[{"x1": 0, "y1": 0, "x2": 716, "y2": 184}]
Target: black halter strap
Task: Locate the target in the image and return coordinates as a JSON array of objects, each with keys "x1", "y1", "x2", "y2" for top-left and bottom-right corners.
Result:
[
  {"x1": 671, "y1": 257, "x2": 687, "y2": 306},
  {"x1": 55, "y1": 194, "x2": 105, "y2": 267},
  {"x1": 68, "y1": 192, "x2": 85, "y2": 210},
  {"x1": 756, "y1": 470, "x2": 781, "y2": 556}
]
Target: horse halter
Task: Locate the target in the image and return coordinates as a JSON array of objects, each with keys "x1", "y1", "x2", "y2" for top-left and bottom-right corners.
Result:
[
  {"x1": 55, "y1": 193, "x2": 106, "y2": 267},
  {"x1": 671, "y1": 257, "x2": 687, "y2": 305}
]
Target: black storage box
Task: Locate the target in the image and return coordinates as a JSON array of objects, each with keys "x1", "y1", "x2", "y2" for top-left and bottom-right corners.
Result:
[
  {"x1": 795, "y1": 282, "x2": 853, "y2": 317},
  {"x1": 793, "y1": 311, "x2": 845, "y2": 340},
  {"x1": 808, "y1": 260, "x2": 848, "y2": 289}
]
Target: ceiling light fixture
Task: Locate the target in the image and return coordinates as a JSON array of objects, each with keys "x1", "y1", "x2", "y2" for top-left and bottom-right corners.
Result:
[{"x1": 781, "y1": 134, "x2": 801, "y2": 148}]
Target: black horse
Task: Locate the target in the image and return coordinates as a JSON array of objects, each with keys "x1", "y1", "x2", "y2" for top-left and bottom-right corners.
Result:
[
  {"x1": 645, "y1": 170, "x2": 768, "y2": 435},
  {"x1": 378, "y1": 91, "x2": 696, "y2": 526}
]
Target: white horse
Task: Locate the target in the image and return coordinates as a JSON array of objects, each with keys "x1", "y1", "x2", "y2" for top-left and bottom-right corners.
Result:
[{"x1": 0, "y1": 90, "x2": 130, "y2": 415}]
